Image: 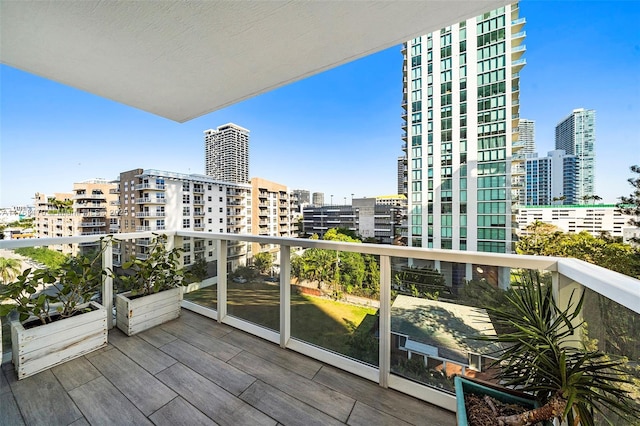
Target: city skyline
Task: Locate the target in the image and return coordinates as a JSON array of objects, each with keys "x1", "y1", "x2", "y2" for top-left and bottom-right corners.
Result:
[{"x1": 1, "y1": 1, "x2": 639, "y2": 208}]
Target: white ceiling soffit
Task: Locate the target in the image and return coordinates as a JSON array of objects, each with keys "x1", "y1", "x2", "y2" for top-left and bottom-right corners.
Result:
[{"x1": 1, "y1": 1, "x2": 510, "y2": 123}]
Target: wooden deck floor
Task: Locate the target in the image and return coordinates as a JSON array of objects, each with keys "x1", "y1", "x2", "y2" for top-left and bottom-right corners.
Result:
[{"x1": 1, "y1": 309, "x2": 455, "y2": 426}]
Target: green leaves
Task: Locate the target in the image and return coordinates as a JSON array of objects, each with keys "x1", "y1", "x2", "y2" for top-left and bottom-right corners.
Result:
[
  {"x1": 0, "y1": 237, "x2": 109, "y2": 325},
  {"x1": 478, "y1": 271, "x2": 640, "y2": 424},
  {"x1": 112, "y1": 234, "x2": 185, "y2": 297}
]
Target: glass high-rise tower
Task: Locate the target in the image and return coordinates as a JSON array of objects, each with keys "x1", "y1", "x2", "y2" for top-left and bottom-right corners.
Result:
[
  {"x1": 555, "y1": 108, "x2": 596, "y2": 204},
  {"x1": 402, "y1": 4, "x2": 525, "y2": 255}
]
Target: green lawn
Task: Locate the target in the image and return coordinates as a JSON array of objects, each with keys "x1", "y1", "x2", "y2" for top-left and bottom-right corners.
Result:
[{"x1": 184, "y1": 280, "x2": 378, "y2": 358}]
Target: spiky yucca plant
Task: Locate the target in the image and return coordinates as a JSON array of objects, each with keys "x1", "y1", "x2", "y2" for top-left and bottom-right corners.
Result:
[{"x1": 480, "y1": 271, "x2": 639, "y2": 426}]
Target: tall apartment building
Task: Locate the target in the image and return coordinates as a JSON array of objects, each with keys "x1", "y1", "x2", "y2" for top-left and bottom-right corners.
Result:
[
  {"x1": 403, "y1": 5, "x2": 525, "y2": 256},
  {"x1": 524, "y1": 150, "x2": 578, "y2": 206},
  {"x1": 116, "y1": 168, "x2": 250, "y2": 269},
  {"x1": 251, "y1": 178, "x2": 298, "y2": 269},
  {"x1": 397, "y1": 156, "x2": 408, "y2": 196},
  {"x1": 514, "y1": 119, "x2": 534, "y2": 203},
  {"x1": 34, "y1": 179, "x2": 118, "y2": 255},
  {"x1": 518, "y1": 119, "x2": 535, "y2": 154},
  {"x1": 555, "y1": 108, "x2": 596, "y2": 203},
  {"x1": 204, "y1": 123, "x2": 250, "y2": 183}
]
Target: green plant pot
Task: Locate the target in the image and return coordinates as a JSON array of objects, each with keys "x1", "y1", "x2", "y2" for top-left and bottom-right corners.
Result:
[{"x1": 454, "y1": 376, "x2": 540, "y2": 426}]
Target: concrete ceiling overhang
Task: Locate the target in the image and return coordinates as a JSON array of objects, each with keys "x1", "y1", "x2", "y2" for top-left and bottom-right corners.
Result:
[{"x1": 1, "y1": 1, "x2": 510, "y2": 123}]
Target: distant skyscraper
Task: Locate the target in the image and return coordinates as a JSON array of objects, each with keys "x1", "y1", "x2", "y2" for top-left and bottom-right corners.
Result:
[
  {"x1": 518, "y1": 119, "x2": 536, "y2": 154},
  {"x1": 312, "y1": 192, "x2": 324, "y2": 206},
  {"x1": 524, "y1": 150, "x2": 577, "y2": 206},
  {"x1": 204, "y1": 123, "x2": 249, "y2": 183},
  {"x1": 555, "y1": 109, "x2": 595, "y2": 204},
  {"x1": 292, "y1": 189, "x2": 311, "y2": 205},
  {"x1": 403, "y1": 4, "x2": 525, "y2": 254},
  {"x1": 397, "y1": 156, "x2": 407, "y2": 196}
]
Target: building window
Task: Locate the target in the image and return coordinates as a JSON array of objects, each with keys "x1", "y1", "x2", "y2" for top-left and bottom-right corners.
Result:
[{"x1": 182, "y1": 218, "x2": 190, "y2": 228}]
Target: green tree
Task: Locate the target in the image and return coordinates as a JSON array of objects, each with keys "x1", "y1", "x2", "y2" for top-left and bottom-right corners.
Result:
[
  {"x1": 253, "y1": 252, "x2": 274, "y2": 275},
  {"x1": 0, "y1": 257, "x2": 22, "y2": 285},
  {"x1": 14, "y1": 247, "x2": 68, "y2": 270},
  {"x1": 617, "y1": 165, "x2": 640, "y2": 243}
]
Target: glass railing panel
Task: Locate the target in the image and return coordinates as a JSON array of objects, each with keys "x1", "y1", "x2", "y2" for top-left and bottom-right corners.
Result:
[
  {"x1": 181, "y1": 236, "x2": 218, "y2": 311},
  {"x1": 389, "y1": 260, "x2": 547, "y2": 393},
  {"x1": 290, "y1": 248, "x2": 380, "y2": 366},
  {"x1": 226, "y1": 243, "x2": 281, "y2": 332},
  {"x1": 581, "y1": 289, "x2": 640, "y2": 423}
]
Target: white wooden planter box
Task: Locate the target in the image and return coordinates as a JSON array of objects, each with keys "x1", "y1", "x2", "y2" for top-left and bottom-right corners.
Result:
[
  {"x1": 11, "y1": 301, "x2": 107, "y2": 380},
  {"x1": 116, "y1": 287, "x2": 182, "y2": 336}
]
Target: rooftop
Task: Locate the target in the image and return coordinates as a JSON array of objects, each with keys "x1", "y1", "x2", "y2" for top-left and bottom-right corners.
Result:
[{"x1": 2, "y1": 309, "x2": 454, "y2": 426}]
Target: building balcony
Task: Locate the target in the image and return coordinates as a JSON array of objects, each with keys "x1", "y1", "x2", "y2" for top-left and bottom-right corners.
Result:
[
  {"x1": 135, "y1": 225, "x2": 166, "y2": 232},
  {"x1": 193, "y1": 199, "x2": 204, "y2": 206},
  {"x1": 511, "y1": 30, "x2": 526, "y2": 47},
  {"x1": 135, "y1": 211, "x2": 166, "y2": 217},
  {"x1": 511, "y1": 17, "x2": 526, "y2": 33},
  {"x1": 1, "y1": 232, "x2": 638, "y2": 423},
  {"x1": 79, "y1": 221, "x2": 106, "y2": 227},
  {"x1": 134, "y1": 183, "x2": 166, "y2": 190},
  {"x1": 193, "y1": 187, "x2": 205, "y2": 194},
  {"x1": 135, "y1": 198, "x2": 166, "y2": 204},
  {"x1": 109, "y1": 188, "x2": 120, "y2": 194},
  {"x1": 73, "y1": 194, "x2": 106, "y2": 200},
  {"x1": 110, "y1": 200, "x2": 121, "y2": 206},
  {"x1": 511, "y1": 58, "x2": 526, "y2": 72},
  {"x1": 193, "y1": 210, "x2": 205, "y2": 217}
]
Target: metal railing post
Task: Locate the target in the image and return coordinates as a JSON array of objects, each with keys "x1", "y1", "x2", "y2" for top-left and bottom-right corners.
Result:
[
  {"x1": 101, "y1": 237, "x2": 114, "y2": 329},
  {"x1": 379, "y1": 255, "x2": 391, "y2": 388},
  {"x1": 217, "y1": 240, "x2": 228, "y2": 323},
  {"x1": 280, "y1": 245, "x2": 291, "y2": 348}
]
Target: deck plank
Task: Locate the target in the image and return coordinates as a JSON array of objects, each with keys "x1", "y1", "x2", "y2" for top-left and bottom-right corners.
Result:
[
  {"x1": 68, "y1": 376, "x2": 152, "y2": 426},
  {"x1": 347, "y1": 401, "x2": 412, "y2": 426},
  {"x1": 0, "y1": 392, "x2": 26, "y2": 426},
  {"x1": 180, "y1": 309, "x2": 234, "y2": 334},
  {"x1": 314, "y1": 366, "x2": 455, "y2": 426},
  {"x1": 148, "y1": 396, "x2": 218, "y2": 426},
  {"x1": 228, "y1": 350, "x2": 355, "y2": 422},
  {"x1": 51, "y1": 356, "x2": 101, "y2": 391},
  {"x1": 221, "y1": 330, "x2": 322, "y2": 379},
  {"x1": 240, "y1": 380, "x2": 345, "y2": 426},
  {"x1": 108, "y1": 330, "x2": 177, "y2": 374},
  {"x1": 136, "y1": 325, "x2": 178, "y2": 348},
  {"x1": 0, "y1": 364, "x2": 11, "y2": 396},
  {"x1": 88, "y1": 347, "x2": 177, "y2": 416},
  {"x1": 8, "y1": 369, "x2": 82, "y2": 426},
  {"x1": 160, "y1": 320, "x2": 241, "y2": 361},
  {"x1": 156, "y1": 363, "x2": 276, "y2": 426},
  {"x1": 159, "y1": 339, "x2": 255, "y2": 396}
]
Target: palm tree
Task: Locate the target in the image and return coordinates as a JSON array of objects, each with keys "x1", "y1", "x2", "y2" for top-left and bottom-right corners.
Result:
[{"x1": 0, "y1": 257, "x2": 22, "y2": 285}]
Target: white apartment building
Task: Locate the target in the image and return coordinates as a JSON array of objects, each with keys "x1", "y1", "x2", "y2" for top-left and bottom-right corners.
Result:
[
  {"x1": 516, "y1": 204, "x2": 636, "y2": 239},
  {"x1": 116, "y1": 168, "x2": 251, "y2": 269},
  {"x1": 204, "y1": 123, "x2": 250, "y2": 184}
]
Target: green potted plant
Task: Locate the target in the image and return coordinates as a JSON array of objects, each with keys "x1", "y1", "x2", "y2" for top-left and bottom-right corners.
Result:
[
  {"x1": 112, "y1": 234, "x2": 186, "y2": 336},
  {"x1": 0, "y1": 247, "x2": 108, "y2": 379},
  {"x1": 456, "y1": 271, "x2": 639, "y2": 426}
]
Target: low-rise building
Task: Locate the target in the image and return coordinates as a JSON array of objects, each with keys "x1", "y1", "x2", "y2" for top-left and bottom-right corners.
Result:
[{"x1": 516, "y1": 204, "x2": 637, "y2": 239}]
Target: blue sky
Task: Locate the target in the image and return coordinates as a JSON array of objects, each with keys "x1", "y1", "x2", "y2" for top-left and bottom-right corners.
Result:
[{"x1": 1, "y1": 1, "x2": 639, "y2": 208}]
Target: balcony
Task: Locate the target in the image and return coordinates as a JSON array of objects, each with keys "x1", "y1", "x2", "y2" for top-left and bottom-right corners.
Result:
[
  {"x1": 134, "y1": 183, "x2": 166, "y2": 190},
  {"x1": 135, "y1": 225, "x2": 166, "y2": 232},
  {"x1": 135, "y1": 197, "x2": 166, "y2": 204},
  {"x1": 79, "y1": 221, "x2": 106, "y2": 227},
  {"x1": 73, "y1": 194, "x2": 106, "y2": 200},
  {"x1": 1, "y1": 231, "x2": 638, "y2": 422},
  {"x1": 511, "y1": 58, "x2": 526, "y2": 72},
  {"x1": 511, "y1": 30, "x2": 526, "y2": 47},
  {"x1": 511, "y1": 17, "x2": 526, "y2": 33},
  {"x1": 135, "y1": 211, "x2": 166, "y2": 217}
]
